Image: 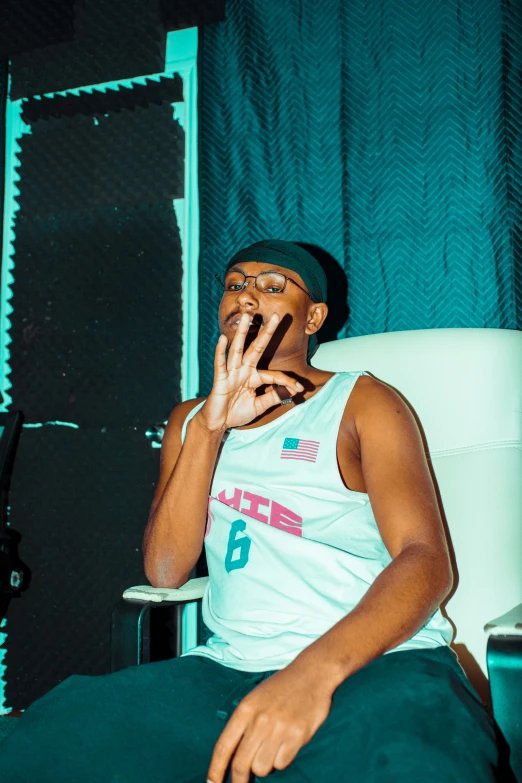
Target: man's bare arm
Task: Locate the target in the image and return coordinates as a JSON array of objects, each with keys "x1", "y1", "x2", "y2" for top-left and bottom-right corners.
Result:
[
  {"x1": 289, "y1": 377, "x2": 454, "y2": 689},
  {"x1": 143, "y1": 313, "x2": 302, "y2": 589},
  {"x1": 143, "y1": 400, "x2": 223, "y2": 588}
]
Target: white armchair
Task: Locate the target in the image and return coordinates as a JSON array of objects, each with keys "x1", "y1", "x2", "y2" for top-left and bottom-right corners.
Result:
[{"x1": 112, "y1": 328, "x2": 522, "y2": 779}]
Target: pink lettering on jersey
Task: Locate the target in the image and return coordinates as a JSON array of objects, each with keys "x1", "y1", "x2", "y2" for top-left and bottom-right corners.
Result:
[
  {"x1": 217, "y1": 487, "x2": 242, "y2": 510},
  {"x1": 214, "y1": 487, "x2": 303, "y2": 538},
  {"x1": 270, "y1": 501, "x2": 303, "y2": 537},
  {"x1": 240, "y1": 491, "x2": 269, "y2": 524}
]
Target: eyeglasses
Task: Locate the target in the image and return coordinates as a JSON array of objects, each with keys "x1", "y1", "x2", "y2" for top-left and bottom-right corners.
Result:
[{"x1": 214, "y1": 270, "x2": 313, "y2": 299}]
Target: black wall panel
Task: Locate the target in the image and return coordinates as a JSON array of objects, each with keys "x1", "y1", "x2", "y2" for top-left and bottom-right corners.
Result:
[
  {"x1": 4, "y1": 80, "x2": 185, "y2": 708},
  {"x1": 8, "y1": 0, "x2": 225, "y2": 100},
  {"x1": 21, "y1": 73, "x2": 182, "y2": 124},
  {"x1": 0, "y1": 0, "x2": 226, "y2": 708},
  {"x1": 0, "y1": 0, "x2": 74, "y2": 60},
  {"x1": 160, "y1": 0, "x2": 226, "y2": 30},
  {"x1": 10, "y1": 0, "x2": 166, "y2": 100},
  {"x1": 9, "y1": 91, "x2": 184, "y2": 427},
  {"x1": 3, "y1": 426, "x2": 156, "y2": 710}
]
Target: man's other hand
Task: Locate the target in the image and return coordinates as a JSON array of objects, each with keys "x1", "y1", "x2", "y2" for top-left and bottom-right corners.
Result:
[{"x1": 207, "y1": 660, "x2": 334, "y2": 783}]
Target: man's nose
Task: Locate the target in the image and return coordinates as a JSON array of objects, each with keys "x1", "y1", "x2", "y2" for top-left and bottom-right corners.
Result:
[{"x1": 235, "y1": 281, "x2": 260, "y2": 306}]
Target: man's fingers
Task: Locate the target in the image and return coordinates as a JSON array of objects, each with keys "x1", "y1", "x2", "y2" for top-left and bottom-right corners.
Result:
[
  {"x1": 227, "y1": 313, "x2": 251, "y2": 370},
  {"x1": 254, "y1": 387, "x2": 286, "y2": 415},
  {"x1": 257, "y1": 371, "x2": 304, "y2": 396},
  {"x1": 253, "y1": 370, "x2": 305, "y2": 414},
  {"x1": 213, "y1": 334, "x2": 228, "y2": 381},
  {"x1": 210, "y1": 715, "x2": 272, "y2": 783},
  {"x1": 242, "y1": 313, "x2": 281, "y2": 366},
  {"x1": 207, "y1": 712, "x2": 247, "y2": 783}
]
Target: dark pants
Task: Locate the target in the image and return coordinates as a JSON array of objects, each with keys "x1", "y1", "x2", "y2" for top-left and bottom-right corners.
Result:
[{"x1": 0, "y1": 645, "x2": 507, "y2": 782}]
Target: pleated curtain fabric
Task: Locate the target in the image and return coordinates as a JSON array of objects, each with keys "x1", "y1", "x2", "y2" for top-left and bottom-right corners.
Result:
[{"x1": 198, "y1": 0, "x2": 522, "y2": 395}]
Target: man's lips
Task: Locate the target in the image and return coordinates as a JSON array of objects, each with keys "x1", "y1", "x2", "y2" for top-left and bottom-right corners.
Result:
[{"x1": 227, "y1": 313, "x2": 264, "y2": 332}]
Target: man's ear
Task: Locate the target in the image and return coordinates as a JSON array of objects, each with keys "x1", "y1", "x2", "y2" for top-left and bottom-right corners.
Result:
[{"x1": 305, "y1": 302, "x2": 328, "y2": 336}]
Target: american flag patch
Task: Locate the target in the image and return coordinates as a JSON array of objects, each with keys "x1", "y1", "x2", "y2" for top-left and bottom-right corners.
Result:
[{"x1": 280, "y1": 437, "x2": 320, "y2": 463}]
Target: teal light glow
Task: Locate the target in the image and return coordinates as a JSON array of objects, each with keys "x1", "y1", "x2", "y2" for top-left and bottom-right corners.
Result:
[
  {"x1": 0, "y1": 89, "x2": 29, "y2": 415},
  {"x1": 165, "y1": 26, "x2": 200, "y2": 662}
]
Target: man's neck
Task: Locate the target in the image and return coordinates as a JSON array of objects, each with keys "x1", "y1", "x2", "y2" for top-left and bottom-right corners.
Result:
[{"x1": 258, "y1": 350, "x2": 310, "y2": 379}]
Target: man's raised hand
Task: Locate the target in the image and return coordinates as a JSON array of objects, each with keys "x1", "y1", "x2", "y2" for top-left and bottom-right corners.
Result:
[{"x1": 197, "y1": 312, "x2": 304, "y2": 433}]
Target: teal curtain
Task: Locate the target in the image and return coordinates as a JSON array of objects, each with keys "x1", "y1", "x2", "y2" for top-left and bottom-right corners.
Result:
[{"x1": 198, "y1": 0, "x2": 522, "y2": 394}]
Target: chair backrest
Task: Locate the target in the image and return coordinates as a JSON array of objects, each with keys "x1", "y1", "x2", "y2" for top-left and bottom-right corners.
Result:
[{"x1": 312, "y1": 328, "x2": 522, "y2": 679}]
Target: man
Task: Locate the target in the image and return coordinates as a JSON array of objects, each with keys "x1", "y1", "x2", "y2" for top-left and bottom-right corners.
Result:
[{"x1": 0, "y1": 240, "x2": 502, "y2": 782}]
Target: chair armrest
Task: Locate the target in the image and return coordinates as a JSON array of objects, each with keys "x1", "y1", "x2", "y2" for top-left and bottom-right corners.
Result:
[
  {"x1": 484, "y1": 603, "x2": 522, "y2": 636},
  {"x1": 122, "y1": 576, "x2": 209, "y2": 604},
  {"x1": 111, "y1": 577, "x2": 209, "y2": 673}
]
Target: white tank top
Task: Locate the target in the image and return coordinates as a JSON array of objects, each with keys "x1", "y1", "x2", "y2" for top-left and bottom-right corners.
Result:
[{"x1": 179, "y1": 371, "x2": 453, "y2": 671}]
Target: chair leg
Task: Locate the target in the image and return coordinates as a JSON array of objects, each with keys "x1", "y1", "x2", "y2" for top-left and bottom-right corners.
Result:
[
  {"x1": 110, "y1": 597, "x2": 153, "y2": 672},
  {"x1": 487, "y1": 635, "x2": 522, "y2": 781},
  {"x1": 111, "y1": 598, "x2": 193, "y2": 672},
  {"x1": 172, "y1": 603, "x2": 184, "y2": 658}
]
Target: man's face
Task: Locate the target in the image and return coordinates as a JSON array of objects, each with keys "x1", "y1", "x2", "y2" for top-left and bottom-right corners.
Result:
[{"x1": 218, "y1": 260, "x2": 322, "y2": 360}]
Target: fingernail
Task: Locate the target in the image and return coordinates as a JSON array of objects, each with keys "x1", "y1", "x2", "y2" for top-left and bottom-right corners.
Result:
[{"x1": 297, "y1": 382, "x2": 304, "y2": 390}]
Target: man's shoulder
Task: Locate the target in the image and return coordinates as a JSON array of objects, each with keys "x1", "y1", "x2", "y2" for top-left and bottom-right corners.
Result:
[
  {"x1": 348, "y1": 375, "x2": 406, "y2": 413},
  {"x1": 167, "y1": 396, "x2": 207, "y2": 430},
  {"x1": 342, "y1": 373, "x2": 411, "y2": 439},
  {"x1": 178, "y1": 396, "x2": 207, "y2": 414}
]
